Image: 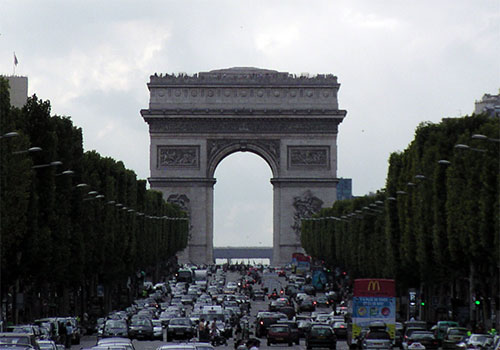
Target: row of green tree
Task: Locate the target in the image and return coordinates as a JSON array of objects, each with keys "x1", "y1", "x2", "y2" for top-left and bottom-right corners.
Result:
[
  {"x1": 0, "y1": 78, "x2": 189, "y2": 322},
  {"x1": 301, "y1": 114, "x2": 499, "y2": 316}
]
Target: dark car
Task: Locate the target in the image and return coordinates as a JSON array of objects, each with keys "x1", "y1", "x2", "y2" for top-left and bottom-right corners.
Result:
[
  {"x1": 101, "y1": 320, "x2": 129, "y2": 338},
  {"x1": 128, "y1": 318, "x2": 154, "y2": 340},
  {"x1": 442, "y1": 327, "x2": 469, "y2": 350},
  {"x1": 166, "y1": 318, "x2": 194, "y2": 340},
  {"x1": 268, "y1": 297, "x2": 290, "y2": 312},
  {"x1": 315, "y1": 296, "x2": 330, "y2": 308},
  {"x1": 252, "y1": 290, "x2": 266, "y2": 301},
  {"x1": 298, "y1": 320, "x2": 313, "y2": 338},
  {"x1": 278, "y1": 305, "x2": 296, "y2": 320},
  {"x1": 277, "y1": 320, "x2": 300, "y2": 345},
  {"x1": 331, "y1": 321, "x2": 347, "y2": 339},
  {"x1": 407, "y1": 331, "x2": 439, "y2": 350},
  {"x1": 306, "y1": 325, "x2": 337, "y2": 350},
  {"x1": 299, "y1": 298, "x2": 316, "y2": 312},
  {"x1": 255, "y1": 313, "x2": 287, "y2": 338},
  {"x1": 304, "y1": 285, "x2": 316, "y2": 296},
  {"x1": 267, "y1": 325, "x2": 293, "y2": 347}
]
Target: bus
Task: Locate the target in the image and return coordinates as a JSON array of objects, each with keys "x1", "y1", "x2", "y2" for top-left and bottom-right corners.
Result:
[
  {"x1": 291, "y1": 253, "x2": 310, "y2": 276},
  {"x1": 347, "y1": 279, "x2": 396, "y2": 348}
]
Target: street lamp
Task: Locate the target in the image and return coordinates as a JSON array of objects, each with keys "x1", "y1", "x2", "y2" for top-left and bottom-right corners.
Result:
[
  {"x1": 471, "y1": 134, "x2": 500, "y2": 142},
  {"x1": 32, "y1": 161, "x2": 62, "y2": 169},
  {"x1": 454, "y1": 144, "x2": 486, "y2": 153},
  {"x1": 0, "y1": 132, "x2": 19, "y2": 139},
  {"x1": 12, "y1": 146, "x2": 42, "y2": 155}
]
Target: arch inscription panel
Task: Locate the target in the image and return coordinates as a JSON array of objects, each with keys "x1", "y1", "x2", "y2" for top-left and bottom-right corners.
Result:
[{"x1": 141, "y1": 67, "x2": 346, "y2": 265}]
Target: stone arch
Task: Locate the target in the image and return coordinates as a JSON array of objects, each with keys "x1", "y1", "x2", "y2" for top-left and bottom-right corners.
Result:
[
  {"x1": 207, "y1": 139, "x2": 280, "y2": 178},
  {"x1": 141, "y1": 67, "x2": 347, "y2": 265}
]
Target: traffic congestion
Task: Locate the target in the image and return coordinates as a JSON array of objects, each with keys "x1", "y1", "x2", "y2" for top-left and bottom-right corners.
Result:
[{"x1": 0, "y1": 264, "x2": 499, "y2": 350}]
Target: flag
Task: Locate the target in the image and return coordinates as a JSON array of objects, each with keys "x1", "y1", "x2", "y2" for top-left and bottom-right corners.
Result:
[{"x1": 14, "y1": 52, "x2": 18, "y2": 66}]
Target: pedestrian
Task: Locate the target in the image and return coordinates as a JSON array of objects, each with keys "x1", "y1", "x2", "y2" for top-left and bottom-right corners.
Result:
[
  {"x1": 198, "y1": 318, "x2": 206, "y2": 341},
  {"x1": 65, "y1": 321, "x2": 73, "y2": 349},
  {"x1": 58, "y1": 321, "x2": 67, "y2": 348}
]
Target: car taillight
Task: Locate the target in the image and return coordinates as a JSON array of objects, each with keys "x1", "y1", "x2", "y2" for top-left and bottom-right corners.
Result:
[
  {"x1": 340, "y1": 325, "x2": 345, "y2": 328},
  {"x1": 260, "y1": 321, "x2": 264, "y2": 325},
  {"x1": 314, "y1": 301, "x2": 317, "y2": 305}
]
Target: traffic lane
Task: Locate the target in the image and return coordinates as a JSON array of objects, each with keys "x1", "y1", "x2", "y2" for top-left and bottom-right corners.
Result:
[{"x1": 75, "y1": 335, "x2": 349, "y2": 350}]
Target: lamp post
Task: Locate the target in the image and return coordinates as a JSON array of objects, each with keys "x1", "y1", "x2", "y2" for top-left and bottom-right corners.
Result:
[{"x1": 471, "y1": 134, "x2": 500, "y2": 143}]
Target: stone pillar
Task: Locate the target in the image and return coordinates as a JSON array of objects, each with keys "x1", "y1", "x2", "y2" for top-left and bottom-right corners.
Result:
[
  {"x1": 271, "y1": 178, "x2": 337, "y2": 266},
  {"x1": 150, "y1": 177, "x2": 215, "y2": 265}
]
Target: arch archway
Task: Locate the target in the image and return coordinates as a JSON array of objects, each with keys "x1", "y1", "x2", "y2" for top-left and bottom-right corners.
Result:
[
  {"x1": 213, "y1": 152, "x2": 273, "y2": 248},
  {"x1": 141, "y1": 67, "x2": 347, "y2": 265}
]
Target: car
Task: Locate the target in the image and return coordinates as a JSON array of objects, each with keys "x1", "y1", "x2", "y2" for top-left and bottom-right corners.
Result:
[
  {"x1": 362, "y1": 329, "x2": 392, "y2": 350},
  {"x1": 299, "y1": 298, "x2": 316, "y2": 312},
  {"x1": 0, "y1": 333, "x2": 40, "y2": 350},
  {"x1": 35, "y1": 341, "x2": 57, "y2": 350},
  {"x1": 252, "y1": 290, "x2": 266, "y2": 301},
  {"x1": 406, "y1": 331, "x2": 439, "y2": 350},
  {"x1": 96, "y1": 337, "x2": 136, "y2": 350},
  {"x1": 166, "y1": 318, "x2": 194, "y2": 340},
  {"x1": 254, "y1": 312, "x2": 287, "y2": 338},
  {"x1": 128, "y1": 317, "x2": 154, "y2": 340},
  {"x1": 5, "y1": 325, "x2": 42, "y2": 339},
  {"x1": 151, "y1": 320, "x2": 163, "y2": 340},
  {"x1": 267, "y1": 324, "x2": 293, "y2": 346},
  {"x1": 304, "y1": 285, "x2": 316, "y2": 296},
  {"x1": 101, "y1": 320, "x2": 129, "y2": 338},
  {"x1": 315, "y1": 296, "x2": 330, "y2": 308},
  {"x1": 298, "y1": 320, "x2": 313, "y2": 338},
  {"x1": 306, "y1": 325, "x2": 337, "y2": 350},
  {"x1": 331, "y1": 321, "x2": 347, "y2": 339},
  {"x1": 156, "y1": 343, "x2": 214, "y2": 350},
  {"x1": 403, "y1": 328, "x2": 429, "y2": 350},
  {"x1": 465, "y1": 334, "x2": 494, "y2": 350},
  {"x1": 278, "y1": 305, "x2": 296, "y2": 320},
  {"x1": 442, "y1": 327, "x2": 469, "y2": 350},
  {"x1": 277, "y1": 320, "x2": 300, "y2": 345},
  {"x1": 435, "y1": 321, "x2": 460, "y2": 344}
]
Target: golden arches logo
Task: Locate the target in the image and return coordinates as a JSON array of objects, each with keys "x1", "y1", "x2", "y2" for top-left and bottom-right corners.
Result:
[{"x1": 367, "y1": 280, "x2": 381, "y2": 291}]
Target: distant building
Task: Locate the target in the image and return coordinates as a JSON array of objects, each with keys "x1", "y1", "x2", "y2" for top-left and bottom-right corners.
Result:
[
  {"x1": 337, "y1": 178, "x2": 353, "y2": 201},
  {"x1": 474, "y1": 89, "x2": 499, "y2": 117},
  {"x1": 2, "y1": 76, "x2": 28, "y2": 108}
]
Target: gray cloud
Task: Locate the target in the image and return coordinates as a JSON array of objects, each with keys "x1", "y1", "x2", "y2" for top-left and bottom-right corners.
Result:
[{"x1": 2, "y1": 0, "x2": 498, "y2": 247}]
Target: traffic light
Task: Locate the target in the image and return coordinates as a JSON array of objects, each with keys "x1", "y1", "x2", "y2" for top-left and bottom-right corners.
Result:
[
  {"x1": 475, "y1": 299, "x2": 481, "y2": 306},
  {"x1": 421, "y1": 301, "x2": 425, "y2": 306}
]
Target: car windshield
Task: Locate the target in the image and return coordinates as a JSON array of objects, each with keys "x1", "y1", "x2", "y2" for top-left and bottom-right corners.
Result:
[
  {"x1": 271, "y1": 326, "x2": 289, "y2": 333},
  {"x1": 366, "y1": 331, "x2": 390, "y2": 339},
  {"x1": 449, "y1": 329, "x2": 467, "y2": 336},
  {"x1": 132, "y1": 319, "x2": 150, "y2": 326},
  {"x1": 470, "y1": 335, "x2": 489, "y2": 343},
  {"x1": 311, "y1": 327, "x2": 332, "y2": 336},
  {"x1": 0, "y1": 337, "x2": 30, "y2": 345},
  {"x1": 170, "y1": 319, "x2": 190, "y2": 326},
  {"x1": 105, "y1": 320, "x2": 126, "y2": 329},
  {"x1": 412, "y1": 332, "x2": 434, "y2": 339}
]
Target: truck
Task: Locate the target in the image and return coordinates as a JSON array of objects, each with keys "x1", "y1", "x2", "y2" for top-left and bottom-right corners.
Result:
[
  {"x1": 193, "y1": 269, "x2": 208, "y2": 289},
  {"x1": 347, "y1": 279, "x2": 396, "y2": 349}
]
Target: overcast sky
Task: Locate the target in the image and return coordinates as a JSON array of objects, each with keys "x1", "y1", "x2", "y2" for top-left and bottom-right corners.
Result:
[{"x1": 1, "y1": 1, "x2": 498, "y2": 247}]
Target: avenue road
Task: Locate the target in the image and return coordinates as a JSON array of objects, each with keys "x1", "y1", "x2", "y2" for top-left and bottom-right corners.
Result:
[{"x1": 73, "y1": 269, "x2": 348, "y2": 350}]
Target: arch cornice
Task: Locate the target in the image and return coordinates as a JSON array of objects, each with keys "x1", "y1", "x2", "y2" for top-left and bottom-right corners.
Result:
[{"x1": 207, "y1": 138, "x2": 279, "y2": 178}]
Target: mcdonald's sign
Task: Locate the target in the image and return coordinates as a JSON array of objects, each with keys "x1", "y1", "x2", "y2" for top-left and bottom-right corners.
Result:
[
  {"x1": 354, "y1": 279, "x2": 395, "y2": 297},
  {"x1": 367, "y1": 280, "x2": 381, "y2": 292}
]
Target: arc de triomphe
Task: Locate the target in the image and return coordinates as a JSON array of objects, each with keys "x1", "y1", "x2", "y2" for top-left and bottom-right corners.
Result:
[{"x1": 141, "y1": 67, "x2": 346, "y2": 265}]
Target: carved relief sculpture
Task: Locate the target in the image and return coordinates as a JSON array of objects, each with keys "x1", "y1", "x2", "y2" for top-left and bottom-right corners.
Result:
[
  {"x1": 288, "y1": 146, "x2": 330, "y2": 169},
  {"x1": 291, "y1": 190, "x2": 324, "y2": 237},
  {"x1": 158, "y1": 146, "x2": 199, "y2": 168}
]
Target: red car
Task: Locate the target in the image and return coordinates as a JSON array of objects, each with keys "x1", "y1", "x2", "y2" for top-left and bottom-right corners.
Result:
[{"x1": 267, "y1": 324, "x2": 293, "y2": 346}]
